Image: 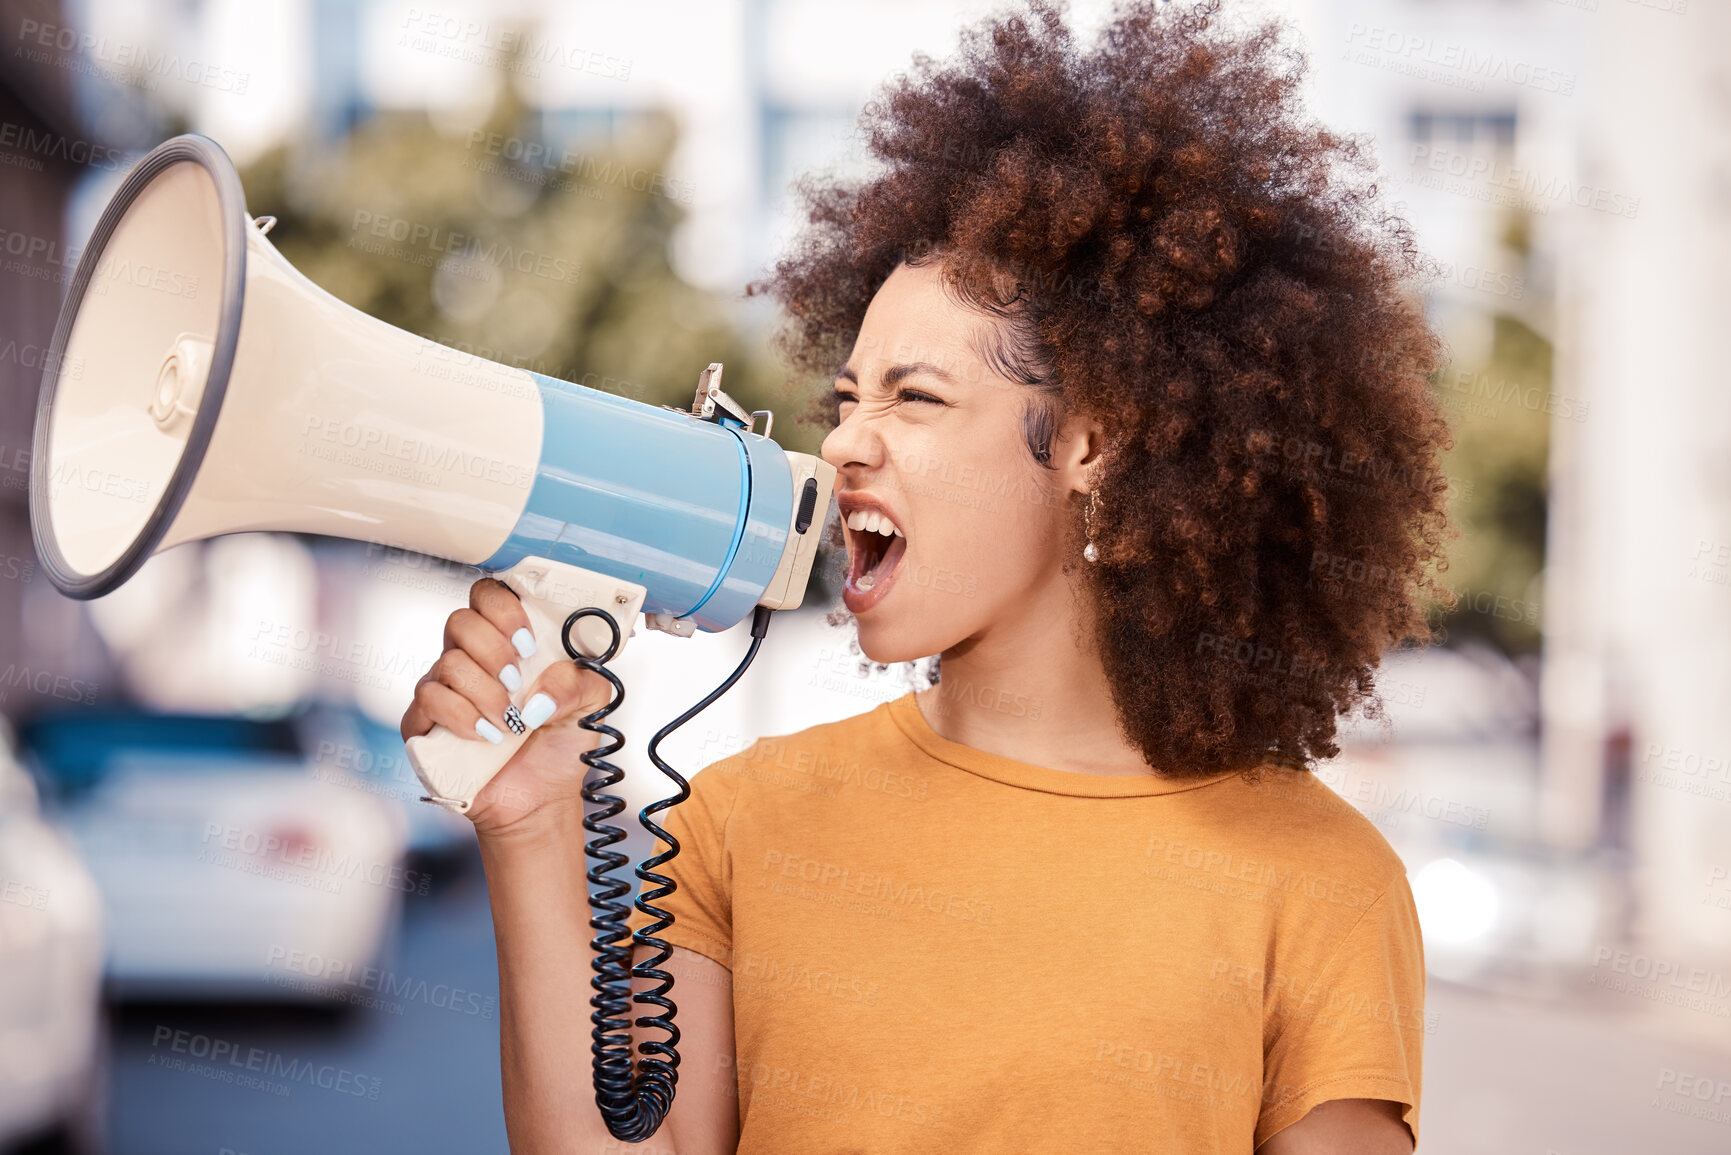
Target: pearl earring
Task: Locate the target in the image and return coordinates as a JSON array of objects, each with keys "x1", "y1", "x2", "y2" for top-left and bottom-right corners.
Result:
[{"x1": 1083, "y1": 488, "x2": 1100, "y2": 563}]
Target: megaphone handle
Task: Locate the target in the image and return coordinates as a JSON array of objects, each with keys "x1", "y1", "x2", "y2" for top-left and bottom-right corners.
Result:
[{"x1": 403, "y1": 557, "x2": 647, "y2": 812}]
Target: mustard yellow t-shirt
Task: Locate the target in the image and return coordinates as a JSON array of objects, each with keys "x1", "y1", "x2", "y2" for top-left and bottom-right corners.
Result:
[{"x1": 624, "y1": 691, "x2": 1424, "y2": 1153}]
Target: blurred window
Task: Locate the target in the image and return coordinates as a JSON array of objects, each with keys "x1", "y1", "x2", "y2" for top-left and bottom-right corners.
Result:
[{"x1": 1408, "y1": 108, "x2": 1518, "y2": 148}]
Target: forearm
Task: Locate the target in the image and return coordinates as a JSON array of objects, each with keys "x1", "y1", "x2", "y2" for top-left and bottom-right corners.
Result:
[{"x1": 479, "y1": 804, "x2": 618, "y2": 1154}]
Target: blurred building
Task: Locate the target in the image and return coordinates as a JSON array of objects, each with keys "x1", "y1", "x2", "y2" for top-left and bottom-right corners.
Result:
[
  {"x1": 1548, "y1": 0, "x2": 1731, "y2": 967},
  {"x1": 1291, "y1": 0, "x2": 1731, "y2": 1001},
  {"x1": 0, "y1": 0, "x2": 148, "y2": 726}
]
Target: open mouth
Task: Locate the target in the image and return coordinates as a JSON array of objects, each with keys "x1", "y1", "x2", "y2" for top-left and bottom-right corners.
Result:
[{"x1": 845, "y1": 509, "x2": 907, "y2": 594}]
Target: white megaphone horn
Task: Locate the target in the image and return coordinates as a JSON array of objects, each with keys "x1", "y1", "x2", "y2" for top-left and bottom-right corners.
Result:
[{"x1": 27, "y1": 133, "x2": 835, "y2": 810}]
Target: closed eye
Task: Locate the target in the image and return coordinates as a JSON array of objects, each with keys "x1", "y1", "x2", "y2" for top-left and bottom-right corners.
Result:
[{"x1": 833, "y1": 389, "x2": 947, "y2": 406}]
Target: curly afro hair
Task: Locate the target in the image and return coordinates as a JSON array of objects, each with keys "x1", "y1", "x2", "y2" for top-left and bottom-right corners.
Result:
[{"x1": 747, "y1": 0, "x2": 1457, "y2": 776}]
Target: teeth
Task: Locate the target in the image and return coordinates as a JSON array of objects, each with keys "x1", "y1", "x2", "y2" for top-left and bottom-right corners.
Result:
[
  {"x1": 857, "y1": 573, "x2": 875, "y2": 590},
  {"x1": 845, "y1": 509, "x2": 903, "y2": 537}
]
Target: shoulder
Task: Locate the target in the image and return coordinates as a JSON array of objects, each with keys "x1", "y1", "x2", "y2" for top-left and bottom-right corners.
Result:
[
  {"x1": 753, "y1": 698, "x2": 903, "y2": 754},
  {"x1": 693, "y1": 699, "x2": 907, "y2": 795},
  {"x1": 722, "y1": 697, "x2": 903, "y2": 763},
  {"x1": 1204, "y1": 764, "x2": 1409, "y2": 899}
]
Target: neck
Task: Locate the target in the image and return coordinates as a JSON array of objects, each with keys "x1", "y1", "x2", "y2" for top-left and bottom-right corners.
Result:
[{"x1": 915, "y1": 566, "x2": 1151, "y2": 777}]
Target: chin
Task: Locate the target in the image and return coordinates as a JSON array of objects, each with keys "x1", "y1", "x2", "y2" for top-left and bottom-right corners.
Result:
[
  {"x1": 849, "y1": 575, "x2": 980, "y2": 665},
  {"x1": 852, "y1": 610, "x2": 942, "y2": 666},
  {"x1": 840, "y1": 548, "x2": 953, "y2": 664}
]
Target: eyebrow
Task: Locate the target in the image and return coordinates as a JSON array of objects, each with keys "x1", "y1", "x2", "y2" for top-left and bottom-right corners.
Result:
[{"x1": 834, "y1": 361, "x2": 957, "y2": 389}]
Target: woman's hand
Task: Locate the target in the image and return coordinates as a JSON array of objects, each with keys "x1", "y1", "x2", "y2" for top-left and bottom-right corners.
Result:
[{"x1": 400, "y1": 576, "x2": 615, "y2": 840}]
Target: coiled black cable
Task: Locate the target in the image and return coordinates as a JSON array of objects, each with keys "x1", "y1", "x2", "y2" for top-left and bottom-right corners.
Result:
[{"x1": 566, "y1": 604, "x2": 774, "y2": 1142}]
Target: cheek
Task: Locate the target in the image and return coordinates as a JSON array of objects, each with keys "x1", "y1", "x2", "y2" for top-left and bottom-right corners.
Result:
[
  {"x1": 905, "y1": 483, "x2": 1059, "y2": 598},
  {"x1": 882, "y1": 425, "x2": 1067, "y2": 605}
]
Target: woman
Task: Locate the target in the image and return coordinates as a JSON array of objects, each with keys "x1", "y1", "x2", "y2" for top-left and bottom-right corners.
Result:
[{"x1": 400, "y1": 1, "x2": 1453, "y2": 1151}]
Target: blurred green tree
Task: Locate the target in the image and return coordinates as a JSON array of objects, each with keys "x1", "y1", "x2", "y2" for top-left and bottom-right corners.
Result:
[
  {"x1": 1425, "y1": 209, "x2": 1552, "y2": 656},
  {"x1": 236, "y1": 39, "x2": 823, "y2": 456}
]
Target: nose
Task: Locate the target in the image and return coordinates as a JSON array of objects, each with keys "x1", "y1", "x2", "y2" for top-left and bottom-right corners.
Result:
[{"x1": 820, "y1": 402, "x2": 886, "y2": 477}]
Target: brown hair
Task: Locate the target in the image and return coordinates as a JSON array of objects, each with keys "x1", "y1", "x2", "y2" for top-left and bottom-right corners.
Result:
[{"x1": 749, "y1": 0, "x2": 1456, "y2": 775}]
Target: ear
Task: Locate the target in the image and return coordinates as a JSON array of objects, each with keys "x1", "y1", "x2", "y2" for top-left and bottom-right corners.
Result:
[{"x1": 1050, "y1": 409, "x2": 1107, "y2": 494}]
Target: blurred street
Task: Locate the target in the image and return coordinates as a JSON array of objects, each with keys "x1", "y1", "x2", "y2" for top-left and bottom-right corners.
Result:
[{"x1": 106, "y1": 848, "x2": 508, "y2": 1155}]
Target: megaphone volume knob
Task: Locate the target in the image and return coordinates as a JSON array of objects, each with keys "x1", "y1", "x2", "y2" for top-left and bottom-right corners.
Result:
[{"x1": 795, "y1": 476, "x2": 819, "y2": 534}]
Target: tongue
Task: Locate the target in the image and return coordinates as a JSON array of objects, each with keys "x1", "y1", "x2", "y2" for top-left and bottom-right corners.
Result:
[{"x1": 861, "y1": 533, "x2": 907, "y2": 586}]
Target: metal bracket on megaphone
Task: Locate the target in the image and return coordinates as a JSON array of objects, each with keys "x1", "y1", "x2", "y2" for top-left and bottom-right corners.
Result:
[
  {"x1": 404, "y1": 555, "x2": 647, "y2": 813},
  {"x1": 664, "y1": 361, "x2": 774, "y2": 439}
]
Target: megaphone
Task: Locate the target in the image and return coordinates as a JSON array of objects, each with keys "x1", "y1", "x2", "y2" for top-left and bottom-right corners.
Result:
[{"x1": 27, "y1": 133, "x2": 836, "y2": 810}]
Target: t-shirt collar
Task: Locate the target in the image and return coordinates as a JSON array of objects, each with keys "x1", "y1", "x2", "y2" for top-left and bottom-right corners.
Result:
[{"x1": 884, "y1": 691, "x2": 1244, "y2": 798}]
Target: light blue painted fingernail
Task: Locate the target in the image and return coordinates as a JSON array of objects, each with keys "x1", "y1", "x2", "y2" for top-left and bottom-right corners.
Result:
[
  {"x1": 499, "y1": 663, "x2": 522, "y2": 694},
  {"x1": 474, "y1": 718, "x2": 505, "y2": 745},
  {"x1": 511, "y1": 627, "x2": 536, "y2": 660},
  {"x1": 520, "y1": 692, "x2": 556, "y2": 731}
]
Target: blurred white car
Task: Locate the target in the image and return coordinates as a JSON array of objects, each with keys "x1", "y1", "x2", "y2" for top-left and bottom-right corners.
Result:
[
  {"x1": 20, "y1": 710, "x2": 408, "y2": 1002},
  {"x1": 298, "y1": 702, "x2": 476, "y2": 861},
  {"x1": 0, "y1": 720, "x2": 104, "y2": 1153}
]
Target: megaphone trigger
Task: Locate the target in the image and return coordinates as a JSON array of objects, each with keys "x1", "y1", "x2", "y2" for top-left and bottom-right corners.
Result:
[{"x1": 403, "y1": 555, "x2": 647, "y2": 813}]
